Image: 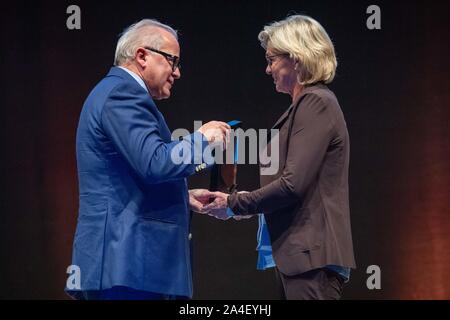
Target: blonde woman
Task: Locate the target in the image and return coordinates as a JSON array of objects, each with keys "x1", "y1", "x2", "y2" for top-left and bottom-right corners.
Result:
[{"x1": 206, "y1": 15, "x2": 356, "y2": 300}]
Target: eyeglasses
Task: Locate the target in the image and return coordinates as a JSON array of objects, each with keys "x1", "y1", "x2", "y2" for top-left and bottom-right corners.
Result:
[
  {"x1": 265, "y1": 53, "x2": 288, "y2": 66},
  {"x1": 144, "y1": 47, "x2": 181, "y2": 72}
]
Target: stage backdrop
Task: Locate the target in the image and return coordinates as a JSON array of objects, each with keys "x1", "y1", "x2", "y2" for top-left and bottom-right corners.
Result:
[{"x1": 1, "y1": 0, "x2": 448, "y2": 299}]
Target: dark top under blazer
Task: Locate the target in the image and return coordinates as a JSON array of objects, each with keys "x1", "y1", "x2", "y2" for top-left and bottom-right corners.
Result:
[{"x1": 228, "y1": 83, "x2": 356, "y2": 276}]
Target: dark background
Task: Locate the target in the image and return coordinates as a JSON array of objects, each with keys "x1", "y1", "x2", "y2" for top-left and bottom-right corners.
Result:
[{"x1": 1, "y1": 0, "x2": 449, "y2": 299}]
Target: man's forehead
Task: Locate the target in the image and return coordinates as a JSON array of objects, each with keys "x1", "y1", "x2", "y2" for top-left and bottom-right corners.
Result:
[
  {"x1": 144, "y1": 25, "x2": 176, "y2": 37},
  {"x1": 143, "y1": 26, "x2": 179, "y2": 46},
  {"x1": 157, "y1": 28, "x2": 178, "y2": 42},
  {"x1": 160, "y1": 42, "x2": 180, "y2": 57},
  {"x1": 157, "y1": 31, "x2": 180, "y2": 53}
]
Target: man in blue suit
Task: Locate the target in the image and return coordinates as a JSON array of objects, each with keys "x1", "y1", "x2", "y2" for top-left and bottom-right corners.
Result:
[{"x1": 67, "y1": 19, "x2": 230, "y2": 300}]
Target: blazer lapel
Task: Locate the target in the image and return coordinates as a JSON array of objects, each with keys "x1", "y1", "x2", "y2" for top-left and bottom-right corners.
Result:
[
  {"x1": 271, "y1": 104, "x2": 295, "y2": 129},
  {"x1": 271, "y1": 84, "x2": 321, "y2": 129}
]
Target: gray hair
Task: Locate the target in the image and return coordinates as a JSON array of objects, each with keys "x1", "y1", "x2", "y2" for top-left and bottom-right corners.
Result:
[{"x1": 114, "y1": 19, "x2": 178, "y2": 66}]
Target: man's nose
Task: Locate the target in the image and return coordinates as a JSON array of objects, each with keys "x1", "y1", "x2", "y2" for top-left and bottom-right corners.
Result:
[
  {"x1": 265, "y1": 64, "x2": 272, "y2": 75},
  {"x1": 173, "y1": 67, "x2": 181, "y2": 79}
]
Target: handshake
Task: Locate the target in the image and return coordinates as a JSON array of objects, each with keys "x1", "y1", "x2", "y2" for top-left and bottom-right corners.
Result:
[{"x1": 188, "y1": 189, "x2": 252, "y2": 221}]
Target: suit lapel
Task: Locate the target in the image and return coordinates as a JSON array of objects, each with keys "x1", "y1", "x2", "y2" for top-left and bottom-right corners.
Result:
[
  {"x1": 271, "y1": 104, "x2": 295, "y2": 129},
  {"x1": 271, "y1": 84, "x2": 320, "y2": 129}
]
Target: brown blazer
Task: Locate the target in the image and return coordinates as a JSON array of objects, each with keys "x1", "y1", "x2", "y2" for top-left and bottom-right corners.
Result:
[{"x1": 228, "y1": 83, "x2": 356, "y2": 276}]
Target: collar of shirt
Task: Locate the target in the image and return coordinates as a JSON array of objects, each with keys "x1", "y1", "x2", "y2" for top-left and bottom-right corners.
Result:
[{"x1": 118, "y1": 66, "x2": 148, "y2": 93}]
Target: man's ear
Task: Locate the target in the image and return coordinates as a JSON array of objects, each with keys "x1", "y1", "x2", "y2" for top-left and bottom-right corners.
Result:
[{"x1": 135, "y1": 48, "x2": 148, "y2": 68}]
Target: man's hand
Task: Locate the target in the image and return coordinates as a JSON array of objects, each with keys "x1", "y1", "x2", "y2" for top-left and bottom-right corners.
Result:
[
  {"x1": 197, "y1": 191, "x2": 254, "y2": 221},
  {"x1": 188, "y1": 189, "x2": 215, "y2": 213},
  {"x1": 203, "y1": 191, "x2": 230, "y2": 220},
  {"x1": 198, "y1": 121, "x2": 231, "y2": 146}
]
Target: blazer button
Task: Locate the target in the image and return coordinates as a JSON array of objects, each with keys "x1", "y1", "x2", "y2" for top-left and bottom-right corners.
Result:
[{"x1": 188, "y1": 233, "x2": 192, "y2": 240}]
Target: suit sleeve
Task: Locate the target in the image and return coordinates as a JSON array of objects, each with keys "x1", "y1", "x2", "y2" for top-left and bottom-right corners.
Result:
[
  {"x1": 101, "y1": 82, "x2": 209, "y2": 184},
  {"x1": 228, "y1": 93, "x2": 335, "y2": 214}
]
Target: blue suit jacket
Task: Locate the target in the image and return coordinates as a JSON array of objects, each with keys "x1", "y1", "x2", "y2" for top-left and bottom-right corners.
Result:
[{"x1": 68, "y1": 67, "x2": 209, "y2": 298}]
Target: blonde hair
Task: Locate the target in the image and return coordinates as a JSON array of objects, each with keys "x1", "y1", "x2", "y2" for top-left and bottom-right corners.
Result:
[
  {"x1": 114, "y1": 19, "x2": 178, "y2": 66},
  {"x1": 258, "y1": 15, "x2": 337, "y2": 85}
]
